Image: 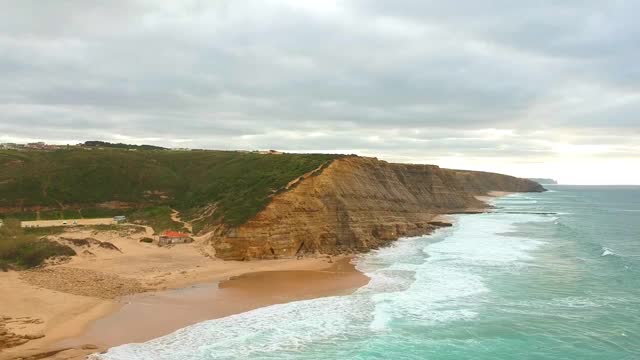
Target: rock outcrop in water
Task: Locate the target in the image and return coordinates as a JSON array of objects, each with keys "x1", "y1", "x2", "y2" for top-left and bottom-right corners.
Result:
[{"x1": 213, "y1": 157, "x2": 544, "y2": 260}]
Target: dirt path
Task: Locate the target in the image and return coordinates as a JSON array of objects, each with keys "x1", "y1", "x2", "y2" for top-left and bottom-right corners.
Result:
[
  {"x1": 170, "y1": 209, "x2": 193, "y2": 233},
  {"x1": 280, "y1": 160, "x2": 330, "y2": 192},
  {"x1": 188, "y1": 204, "x2": 217, "y2": 224}
]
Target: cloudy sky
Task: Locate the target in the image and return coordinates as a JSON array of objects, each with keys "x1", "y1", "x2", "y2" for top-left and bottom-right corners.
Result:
[{"x1": 1, "y1": 1, "x2": 639, "y2": 184}]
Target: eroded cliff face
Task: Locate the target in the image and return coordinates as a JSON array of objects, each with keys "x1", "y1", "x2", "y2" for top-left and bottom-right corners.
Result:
[{"x1": 213, "y1": 157, "x2": 544, "y2": 260}]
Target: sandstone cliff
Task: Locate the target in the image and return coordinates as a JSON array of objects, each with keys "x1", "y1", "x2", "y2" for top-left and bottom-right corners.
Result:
[{"x1": 213, "y1": 157, "x2": 544, "y2": 260}]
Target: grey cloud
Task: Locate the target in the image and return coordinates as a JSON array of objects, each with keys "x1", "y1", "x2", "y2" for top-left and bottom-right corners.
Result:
[{"x1": 0, "y1": 0, "x2": 638, "y2": 171}]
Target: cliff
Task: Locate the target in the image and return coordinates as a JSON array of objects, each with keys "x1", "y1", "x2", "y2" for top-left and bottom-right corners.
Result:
[{"x1": 213, "y1": 157, "x2": 544, "y2": 260}]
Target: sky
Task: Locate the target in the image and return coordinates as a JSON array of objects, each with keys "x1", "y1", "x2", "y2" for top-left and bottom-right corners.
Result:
[{"x1": 1, "y1": 1, "x2": 639, "y2": 185}]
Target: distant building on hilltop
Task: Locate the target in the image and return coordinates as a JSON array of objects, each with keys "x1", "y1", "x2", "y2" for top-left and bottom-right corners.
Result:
[
  {"x1": 0, "y1": 143, "x2": 20, "y2": 150},
  {"x1": 26, "y1": 142, "x2": 46, "y2": 149},
  {"x1": 258, "y1": 149, "x2": 283, "y2": 155},
  {"x1": 22, "y1": 142, "x2": 62, "y2": 151}
]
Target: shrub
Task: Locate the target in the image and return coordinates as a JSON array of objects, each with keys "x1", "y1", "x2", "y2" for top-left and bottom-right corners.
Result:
[
  {"x1": 0, "y1": 238, "x2": 76, "y2": 269},
  {"x1": 24, "y1": 240, "x2": 73, "y2": 267},
  {"x1": 0, "y1": 219, "x2": 76, "y2": 269}
]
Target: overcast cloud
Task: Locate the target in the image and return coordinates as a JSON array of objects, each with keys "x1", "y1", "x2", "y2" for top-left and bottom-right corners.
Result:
[{"x1": 1, "y1": 0, "x2": 639, "y2": 184}]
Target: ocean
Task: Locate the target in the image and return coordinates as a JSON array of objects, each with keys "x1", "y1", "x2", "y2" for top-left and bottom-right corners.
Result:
[{"x1": 93, "y1": 186, "x2": 640, "y2": 360}]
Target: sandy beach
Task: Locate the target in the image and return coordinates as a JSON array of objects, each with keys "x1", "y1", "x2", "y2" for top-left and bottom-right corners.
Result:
[
  {"x1": 0, "y1": 194, "x2": 509, "y2": 359},
  {"x1": 0, "y1": 226, "x2": 368, "y2": 360},
  {"x1": 59, "y1": 257, "x2": 366, "y2": 351}
]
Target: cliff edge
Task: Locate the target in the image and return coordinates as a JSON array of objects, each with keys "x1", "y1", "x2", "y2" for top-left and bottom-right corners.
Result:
[{"x1": 213, "y1": 157, "x2": 544, "y2": 260}]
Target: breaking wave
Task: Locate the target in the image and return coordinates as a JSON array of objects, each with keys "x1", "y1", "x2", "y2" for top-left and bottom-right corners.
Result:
[{"x1": 92, "y1": 209, "x2": 548, "y2": 360}]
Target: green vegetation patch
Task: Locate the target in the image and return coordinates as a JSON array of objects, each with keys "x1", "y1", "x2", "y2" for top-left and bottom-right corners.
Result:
[
  {"x1": 39, "y1": 210, "x2": 63, "y2": 220},
  {"x1": 0, "y1": 212, "x2": 37, "y2": 221},
  {"x1": 23, "y1": 226, "x2": 66, "y2": 237},
  {"x1": 62, "y1": 209, "x2": 82, "y2": 219},
  {"x1": 129, "y1": 206, "x2": 184, "y2": 234},
  {"x1": 0, "y1": 149, "x2": 341, "y2": 231},
  {"x1": 82, "y1": 141, "x2": 166, "y2": 151},
  {"x1": 80, "y1": 208, "x2": 129, "y2": 219},
  {"x1": 0, "y1": 219, "x2": 75, "y2": 270}
]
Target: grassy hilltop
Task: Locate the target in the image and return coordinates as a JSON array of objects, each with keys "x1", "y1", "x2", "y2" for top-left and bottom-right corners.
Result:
[{"x1": 0, "y1": 148, "x2": 339, "y2": 232}]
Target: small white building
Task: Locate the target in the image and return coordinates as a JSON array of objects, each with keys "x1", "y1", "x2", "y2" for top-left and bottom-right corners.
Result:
[{"x1": 113, "y1": 215, "x2": 127, "y2": 223}]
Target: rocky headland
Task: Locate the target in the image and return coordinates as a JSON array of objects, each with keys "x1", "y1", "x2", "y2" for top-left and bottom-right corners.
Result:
[{"x1": 212, "y1": 156, "x2": 544, "y2": 260}]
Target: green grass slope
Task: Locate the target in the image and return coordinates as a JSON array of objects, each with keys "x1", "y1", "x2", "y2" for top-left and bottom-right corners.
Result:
[{"x1": 0, "y1": 149, "x2": 339, "y2": 231}]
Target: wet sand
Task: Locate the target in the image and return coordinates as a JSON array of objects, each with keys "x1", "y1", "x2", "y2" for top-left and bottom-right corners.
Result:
[{"x1": 56, "y1": 257, "x2": 368, "y2": 352}]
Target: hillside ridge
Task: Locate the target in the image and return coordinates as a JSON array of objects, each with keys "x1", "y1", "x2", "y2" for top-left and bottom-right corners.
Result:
[
  {"x1": 0, "y1": 149, "x2": 340, "y2": 231},
  {"x1": 1, "y1": 150, "x2": 544, "y2": 262}
]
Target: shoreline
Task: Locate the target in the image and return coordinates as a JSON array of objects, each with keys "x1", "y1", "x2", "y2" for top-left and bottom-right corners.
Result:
[
  {"x1": 61, "y1": 257, "x2": 367, "y2": 351},
  {"x1": 0, "y1": 256, "x2": 368, "y2": 360},
  {"x1": 80, "y1": 192, "x2": 511, "y2": 358},
  {"x1": 0, "y1": 192, "x2": 511, "y2": 360}
]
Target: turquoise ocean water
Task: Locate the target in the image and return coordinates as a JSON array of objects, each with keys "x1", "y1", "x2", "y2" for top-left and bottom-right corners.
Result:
[{"x1": 93, "y1": 186, "x2": 640, "y2": 359}]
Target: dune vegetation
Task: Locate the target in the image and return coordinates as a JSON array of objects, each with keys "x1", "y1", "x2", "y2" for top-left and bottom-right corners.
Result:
[{"x1": 0, "y1": 219, "x2": 75, "y2": 270}]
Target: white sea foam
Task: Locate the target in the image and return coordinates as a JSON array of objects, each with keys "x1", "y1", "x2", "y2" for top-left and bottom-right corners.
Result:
[
  {"x1": 92, "y1": 210, "x2": 548, "y2": 360},
  {"x1": 501, "y1": 199, "x2": 539, "y2": 204},
  {"x1": 91, "y1": 295, "x2": 373, "y2": 360},
  {"x1": 504, "y1": 295, "x2": 634, "y2": 314},
  {"x1": 601, "y1": 247, "x2": 616, "y2": 257}
]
